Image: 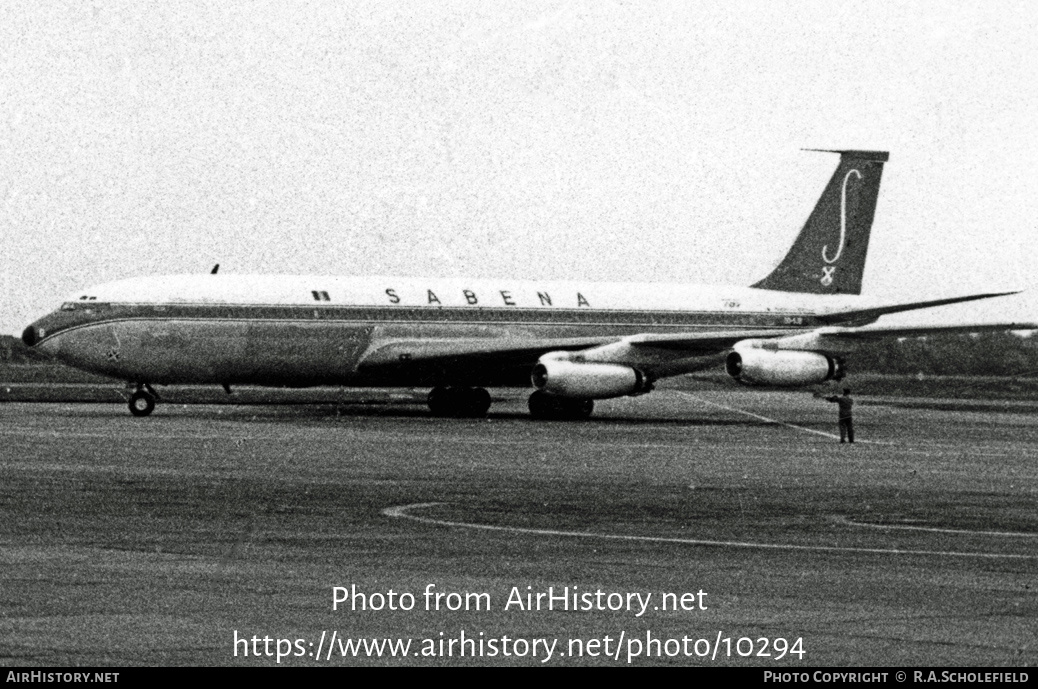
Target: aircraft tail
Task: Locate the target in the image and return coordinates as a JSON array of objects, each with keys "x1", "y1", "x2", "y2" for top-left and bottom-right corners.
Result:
[{"x1": 752, "y1": 149, "x2": 888, "y2": 295}]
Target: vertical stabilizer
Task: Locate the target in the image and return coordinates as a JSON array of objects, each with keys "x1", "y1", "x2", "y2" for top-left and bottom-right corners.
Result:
[{"x1": 752, "y1": 150, "x2": 888, "y2": 295}]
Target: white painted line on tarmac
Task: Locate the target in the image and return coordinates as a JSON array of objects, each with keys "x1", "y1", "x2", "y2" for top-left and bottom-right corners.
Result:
[
  {"x1": 0, "y1": 429, "x2": 244, "y2": 441},
  {"x1": 0, "y1": 382, "x2": 117, "y2": 388},
  {"x1": 673, "y1": 392, "x2": 1038, "y2": 457},
  {"x1": 835, "y1": 516, "x2": 1038, "y2": 538},
  {"x1": 383, "y1": 503, "x2": 1037, "y2": 560},
  {"x1": 672, "y1": 391, "x2": 894, "y2": 445}
]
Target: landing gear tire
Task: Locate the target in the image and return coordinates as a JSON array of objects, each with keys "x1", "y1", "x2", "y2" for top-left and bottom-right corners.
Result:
[
  {"x1": 528, "y1": 390, "x2": 594, "y2": 420},
  {"x1": 428, "y1": 386, "x2": 451, "y2": 416},
  {"x1": 468, "y1": 387, "x2": 491, "y2": 417},
  {"x1": 428, "y1": 386, "x2": 491, "y2": 418},
  {"x1": 128, "y1": 390, "x2": 156, "y2": 417}
]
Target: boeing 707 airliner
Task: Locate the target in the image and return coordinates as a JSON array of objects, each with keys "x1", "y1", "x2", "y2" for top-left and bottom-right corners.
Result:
[{"x1": 21, "y1": 150, "x2": 1030, "y2": 418}]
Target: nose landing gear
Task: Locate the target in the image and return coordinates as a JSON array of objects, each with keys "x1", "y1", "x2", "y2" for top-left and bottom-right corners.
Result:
[{"x1": 128, "y1": 383, "x2": 158, "y2": 417}]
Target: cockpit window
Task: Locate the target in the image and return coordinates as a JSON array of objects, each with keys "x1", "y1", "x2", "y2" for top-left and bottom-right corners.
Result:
[{"x1": 61, "y1": 302, "x2": 76, "y2": 311}]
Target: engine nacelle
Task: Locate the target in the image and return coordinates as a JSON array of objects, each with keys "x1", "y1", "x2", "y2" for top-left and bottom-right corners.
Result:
[
  {"x1": 725, "y1": 348, "x2": 843, "y2": 386},
  {"x1": 531, "y1": 360, "x2": 652, "y2": 399}
]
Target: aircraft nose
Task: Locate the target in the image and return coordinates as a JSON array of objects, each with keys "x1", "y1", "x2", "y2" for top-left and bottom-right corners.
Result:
[{"x1": 22, "y1": 325, "x2": 38, "y2": 347}]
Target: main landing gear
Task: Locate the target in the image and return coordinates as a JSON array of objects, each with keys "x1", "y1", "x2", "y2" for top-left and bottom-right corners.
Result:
[
  {"x1": 128, "y1": 383, "x2": 158, "y2": 417},
  {"x1": 527, "y1": 390, "x2": 594, "y2": 420},
  {"x1": 427, "y1": 386, "x2": 492, "y2": 418}
]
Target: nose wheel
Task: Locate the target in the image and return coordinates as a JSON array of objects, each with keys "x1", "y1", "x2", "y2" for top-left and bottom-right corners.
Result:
[{"x1": 128, "y1": 384, "x2": 158, "y2": 417}]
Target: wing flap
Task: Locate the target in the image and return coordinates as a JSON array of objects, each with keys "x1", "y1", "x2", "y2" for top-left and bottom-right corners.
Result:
[{"x1": 624, "y1": 329, "x2": 803, "y2": 351}]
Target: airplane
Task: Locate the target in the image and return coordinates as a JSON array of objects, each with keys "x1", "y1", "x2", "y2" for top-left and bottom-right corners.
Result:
[{"x1": 21, "y1": 149, "x2": 1032, "y2": 419}]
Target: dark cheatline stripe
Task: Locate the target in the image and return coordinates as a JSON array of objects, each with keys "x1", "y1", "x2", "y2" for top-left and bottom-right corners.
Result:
[{"x1": 32, "y1": 302, "x2": 821, "y2": 342}]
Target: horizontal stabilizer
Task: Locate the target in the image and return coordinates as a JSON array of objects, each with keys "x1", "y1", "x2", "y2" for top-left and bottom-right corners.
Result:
[
  {"x1": 818, "y1": 291, "x2": 1020, "y2": 325},
  {"x1": 801, "y1": 149, "x2": 890, "y2": 162}
]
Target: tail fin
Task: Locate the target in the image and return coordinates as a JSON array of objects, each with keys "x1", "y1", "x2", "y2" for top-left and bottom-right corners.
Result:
[{"x1": 752, "y1": 149, "x2": 888, "y2": 295}]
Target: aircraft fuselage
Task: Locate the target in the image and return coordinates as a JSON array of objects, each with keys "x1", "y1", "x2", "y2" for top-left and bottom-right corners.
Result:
[{"x1": 24, "y1": 275, "x2": 859, "y2": 388}]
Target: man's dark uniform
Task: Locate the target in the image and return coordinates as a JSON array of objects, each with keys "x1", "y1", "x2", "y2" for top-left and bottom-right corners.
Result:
[{"x1": 823, "y1": 391, "x2": 854, "y2": 443}]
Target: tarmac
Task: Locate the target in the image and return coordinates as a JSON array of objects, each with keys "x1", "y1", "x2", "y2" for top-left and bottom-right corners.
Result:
[{"x1": 0, "y1": 389, "x2": 1035, "y2": 666}]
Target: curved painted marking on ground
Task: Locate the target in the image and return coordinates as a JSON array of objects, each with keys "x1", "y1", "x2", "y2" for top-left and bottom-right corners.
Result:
[
  {"x1": 835, "y1": 515, "x2": 1038, "y2": 538},
  {"x1": 383, "y1": 503, "x2": 1037, "y2": 560}
]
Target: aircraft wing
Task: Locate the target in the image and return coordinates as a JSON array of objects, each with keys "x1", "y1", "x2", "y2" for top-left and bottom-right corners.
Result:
[
  {"x1": 358, "y1": 335, "x2": 621, "y2": 368},
  {"x1": 618, "y1": 291, "x2": 1028, "y2": 351},
  {"x1": 359, "y1": 318, "x2": 1036, "y2": 369},
  {"x1": 356, "y1": 287, "x2": 1034, "y2": 385},
  {"x1": 614, "y1": 329, "x2": 802, "y2": 351},
  {"x1": 359, "y1": 329, "x2": 806, "y2": 367},
  {"x1": 355, "y1": 330, "x2": 814, "y2": 387},
  {"x1": 809, "y1": 322, "x2": 1038, "y2": 340},
  {"x1": 619, "y1": 322, "x2": 1036, "y2": 353},
  {"x1": 356, "y1": 335, "x2": 642, "y2": 386}
]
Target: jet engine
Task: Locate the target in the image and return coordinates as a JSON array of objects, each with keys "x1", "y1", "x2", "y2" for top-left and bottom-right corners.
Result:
[
  {"x1": 725, "y1": 348, "x2": 843, "y2": 386},
  {"x1": 531, "y1": 359, "x2": 652, "y2": 398}
]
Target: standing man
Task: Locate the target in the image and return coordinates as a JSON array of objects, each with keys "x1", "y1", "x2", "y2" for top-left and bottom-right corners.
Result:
[{"x1": 817, "y1": 388, "x2": 854, "y2": 443}]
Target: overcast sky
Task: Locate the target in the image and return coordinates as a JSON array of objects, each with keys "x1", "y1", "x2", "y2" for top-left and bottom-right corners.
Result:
[{"x1": 3, "y1": 1, "x2": 1037, "y2": 335}]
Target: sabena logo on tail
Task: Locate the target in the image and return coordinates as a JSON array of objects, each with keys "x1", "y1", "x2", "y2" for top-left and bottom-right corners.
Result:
[{"x1": 819, "y1": 167, "x2": 864, "y2": 286}]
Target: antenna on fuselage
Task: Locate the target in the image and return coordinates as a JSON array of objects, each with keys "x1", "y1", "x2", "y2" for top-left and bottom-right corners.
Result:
[{"x1": 211, "y1": 264, "x2": 219, "y2": 274}]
